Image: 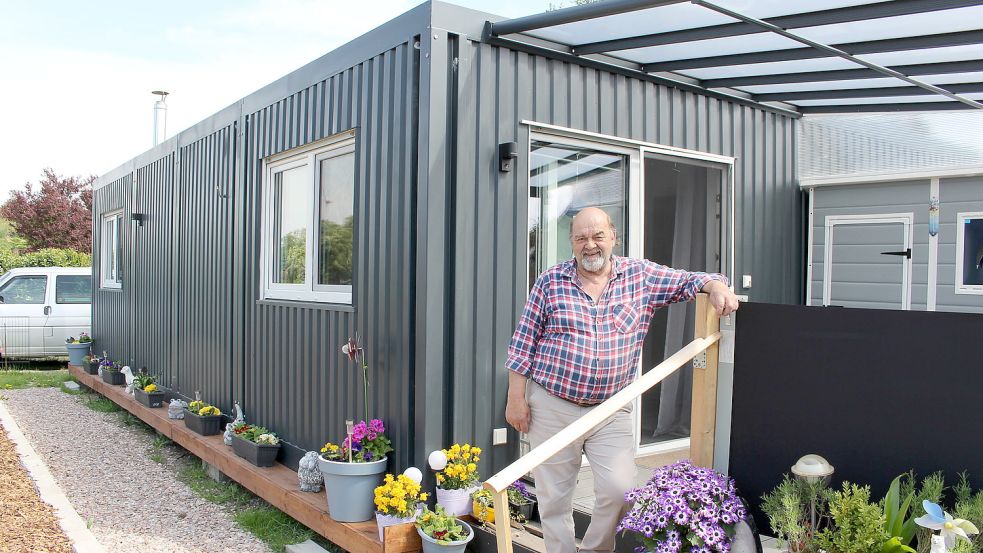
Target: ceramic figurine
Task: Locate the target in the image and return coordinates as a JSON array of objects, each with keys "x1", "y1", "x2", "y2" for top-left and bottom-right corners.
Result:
[
  {"x1": 224, "y1": 402, "x2": 244, "y2": 445},
  {"x1": 298, "y1": 451, "x2": 323, "y2": 492},
  {"x1": 168, "y1": 399, "x2": 188, "y2": 419},
  {"x1": 121, "y1": 366, "x2": 136, "y2": 394}
]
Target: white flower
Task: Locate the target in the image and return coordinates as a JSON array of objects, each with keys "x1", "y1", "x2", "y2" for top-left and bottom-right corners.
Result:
[
  {"x1": 916, "y1": 500, "x2": 980, "y2": 550},
  {"x1": 255, "y1": 433, "x2": 279, "y2": 446},
  {"x1": 428, "y1": 450, "x2": 447, "y2": 471}
]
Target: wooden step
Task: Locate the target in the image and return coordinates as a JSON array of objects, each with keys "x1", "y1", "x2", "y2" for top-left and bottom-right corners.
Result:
[{"x1": 68, "y1": 365, "x2": 420, "y2": 553}]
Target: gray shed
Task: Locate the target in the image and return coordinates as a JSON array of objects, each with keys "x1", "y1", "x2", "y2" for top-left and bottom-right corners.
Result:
[{"x1": 90, "y1": 0, "x2": 983, "y2": 481}]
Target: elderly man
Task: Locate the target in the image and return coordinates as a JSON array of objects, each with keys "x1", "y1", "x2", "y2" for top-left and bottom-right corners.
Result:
[{"x1": 505, "y1": 207, "x2": 739, "y2": 553}]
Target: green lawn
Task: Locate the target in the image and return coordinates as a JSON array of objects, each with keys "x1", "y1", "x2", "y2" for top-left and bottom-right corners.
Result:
[{"x1": 0, "y1": 368, "x2": 73, "y2": 390}]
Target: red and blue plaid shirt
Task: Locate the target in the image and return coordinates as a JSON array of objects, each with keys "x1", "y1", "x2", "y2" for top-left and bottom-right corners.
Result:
[{"x1": 506, "y1": 256, "x2": 727, "y2": 404}]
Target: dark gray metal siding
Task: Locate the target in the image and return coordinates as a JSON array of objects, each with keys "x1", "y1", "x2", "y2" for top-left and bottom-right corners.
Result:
[
  {"x1": 445, "y1": 38, "x2": 802, "y2": 472},
  {"x1": 240, "y1": 40, "x2": 419, "y2": 469},
  {"x1": 92, "y1": 173, "x2": 131, "y2": 359}
]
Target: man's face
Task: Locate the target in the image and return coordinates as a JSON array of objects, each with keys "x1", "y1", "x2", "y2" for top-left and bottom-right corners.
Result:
[{"x1": 570, "y1": 213, "x2": 617, "y2": 274}]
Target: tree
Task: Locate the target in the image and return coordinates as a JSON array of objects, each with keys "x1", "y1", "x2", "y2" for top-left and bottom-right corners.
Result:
[{"x1": 1, "y1": 169, "x2": 94, "y2": 252}]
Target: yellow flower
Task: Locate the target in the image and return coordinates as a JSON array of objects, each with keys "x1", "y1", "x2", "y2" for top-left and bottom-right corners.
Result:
[
  {"x1": 420, "y1": 493, "x2": 428, "y2": 501},
  {"x1": 472, "y1": 447, "x2": 482, "y2": 455},
  {"x1": 436, "y1": 474, "x2": 444, "y2": 483},
  {"x1": 144, "y1": 384, "x2": 158, "y2": 392}
]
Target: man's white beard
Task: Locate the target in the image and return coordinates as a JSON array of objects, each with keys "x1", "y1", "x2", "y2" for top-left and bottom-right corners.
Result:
[{"x1": 580, "y1": 253, "x2": 606, "y2": 273}]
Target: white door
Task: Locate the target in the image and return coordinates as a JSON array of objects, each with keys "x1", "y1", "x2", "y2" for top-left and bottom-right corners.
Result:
[
  {"x1": 43, "y1": 274, "x2": 92, "y2": 355},
  {"x1": 823, "y1": 214, "x2": 913, "y2": 310},
  {"x1": 0, "y1": 275, "x2": 49, "y2": 357}
]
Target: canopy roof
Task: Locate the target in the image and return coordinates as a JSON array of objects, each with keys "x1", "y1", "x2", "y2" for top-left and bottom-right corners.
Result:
[{"x1": 485, "y1": 0, "x2": 983, "y2": 114}]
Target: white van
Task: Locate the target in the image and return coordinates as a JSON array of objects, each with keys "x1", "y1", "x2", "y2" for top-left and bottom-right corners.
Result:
[{"x1": 0, "y1": 267, "x2": 92, "y2": 358}]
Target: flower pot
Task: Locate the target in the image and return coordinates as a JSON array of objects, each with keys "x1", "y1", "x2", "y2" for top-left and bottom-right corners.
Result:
[
  {"x1": 65, "y1": 343, "x2": 90, "y2": 366},
  {"x1": 231, "y1": 435, "x2": 280, "y2": 467},
  {"x1": 417, "y1": 520, "x2": 473, "y2": 553},
  {"x1": 101, "y1": 370, "x2": 125, "y2": 386},
  {"x1": 436, "y1": 486, "x2": 478, "y2": 517},
  {"x1": 472, "y1": 500, "x2": 495, "y2": 523},
  {"x1": 134, "y1": 388, "x2": 165, "y2": 408},
  {"x1": 375, "y1": 511, "x2": 416, "y2": 542},
  {"x1": 317, "y1": 456, "x2": 388, "y2": 522},
  {"x1": 85, "y1": 361, "x2": 100, "y2": 375},
  {"x1": 510, "y1": 499, "x2": 536, "y2": 522},
  {"x1": 183, "y1": 409, "x2": 223, "y2": 435}
]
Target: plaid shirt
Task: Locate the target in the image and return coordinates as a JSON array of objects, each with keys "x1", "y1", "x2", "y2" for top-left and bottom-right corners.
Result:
[{"x1": 506, "y1": 256, "x2": 727, "y2": 404}]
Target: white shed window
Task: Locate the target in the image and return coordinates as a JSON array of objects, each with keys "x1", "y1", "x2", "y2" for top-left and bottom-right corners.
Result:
[
  {"x1": 100, "y1": 210, "x2": 123, "y2": 289},
  {"x1": 261, "y1": 132, "x2": 355, "y2": 304},
  {"x1": 956, "y1": 212, "x2": 983, "y2": 295}
]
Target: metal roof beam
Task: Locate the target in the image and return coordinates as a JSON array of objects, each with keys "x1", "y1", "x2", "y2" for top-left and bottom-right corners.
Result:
[
  {"x1": 573, "y1": 0, "x2": 980, "y2": 56},
  {"x1": 690, "y1": 0, "x2": 983, "y2": 109},
  {"x1": 489, "y1": 0, "x2": 687, "y2": 37},
  {"x1": 642, "y1": 29, "x2": 983, "y2": 72},
  {"x1": 702, "y1": 59, "x2": 983, "y2": 88},
  {"x1": 756, "y1": 82, "x2": 983, "y2": 102},
  {"x1": 799, "y1": 101, "x2": 981, "y2": 113}
]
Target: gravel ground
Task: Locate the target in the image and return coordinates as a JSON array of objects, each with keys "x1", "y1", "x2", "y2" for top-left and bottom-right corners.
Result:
[{"x1": 1, "y1": 387, "x2": 271, "y2": 553}]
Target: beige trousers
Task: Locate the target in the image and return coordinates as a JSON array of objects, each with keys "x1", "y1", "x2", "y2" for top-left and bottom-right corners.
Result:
[{"x1": 527, "y1": 382, "x2": 637, "y2": 553}]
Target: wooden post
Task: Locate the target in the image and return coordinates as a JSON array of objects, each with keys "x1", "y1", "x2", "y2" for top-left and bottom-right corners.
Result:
[
  {"x1": 491, "y1": 489, "x2": 513, "y2": 553},
  {"x1": 690, "y1": 294, "x2": 720, "y2": 468}
]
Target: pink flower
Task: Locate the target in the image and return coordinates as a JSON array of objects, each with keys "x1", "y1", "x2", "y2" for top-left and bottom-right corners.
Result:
[{"x1": 341, "y1": 335, "x2": 362, "y2": 363}]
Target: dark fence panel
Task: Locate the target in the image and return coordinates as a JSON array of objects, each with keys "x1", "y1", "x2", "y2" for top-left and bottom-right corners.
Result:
[
  {"x1": 731, "y1": 302, "x2": 983, "y2": 530},
  {"x1": 92, "y1": 174, "x2": 131, "y2": 359}
]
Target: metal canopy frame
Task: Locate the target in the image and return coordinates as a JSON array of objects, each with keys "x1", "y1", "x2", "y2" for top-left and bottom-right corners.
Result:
[{"x1": 486, "y1": 0, "x2": 983, "y2": 113}]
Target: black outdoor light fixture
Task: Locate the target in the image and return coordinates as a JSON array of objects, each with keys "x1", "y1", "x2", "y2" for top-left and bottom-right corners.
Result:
[
  {"x1": 131, "y1": 212, "x2": 145, "y2": 226},
  {"x1": 499, "y1": 141, "x2": 518, "y2": 172}
]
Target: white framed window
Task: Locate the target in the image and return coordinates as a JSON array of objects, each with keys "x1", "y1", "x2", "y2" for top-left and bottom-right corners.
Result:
[
  {"x1": 261, "y1": 131, "x2": 356, "y2": 304},
  {"x1": 955, "y1": 211, "x2": 983, "y2": 295},
  {"x1": 100, "y1": 210, "x2": 123, "y2": 289}
]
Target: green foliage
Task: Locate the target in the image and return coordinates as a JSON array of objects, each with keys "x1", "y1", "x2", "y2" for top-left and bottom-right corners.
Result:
[
  {"x1": 417, "y1": 505, "x2": 470, "y2": 543},
  {"x1": 912, "y1": 472, "x2": 947, "y2": 553},
  {"x1": 0, "y1": 369, "x2": 72, "y2": 389},
  {"x1": 84, "y1": 395, "x2": 122, "y2": 412},
  {"x1": 278, "y1": 230, "x2": 306, "y2": 284},
  {"x1": 318, "y1": 217, "x2": 353, "y2": 285},
  {"x1": 761, "y1": 474, "x2": 828, "y2": 552},
  {"x1": 815, "y1": 483, "x2": 887, "y2": 553},
  {"x1": 883, "y1": 474, "x2": 918, "y2": 546},
  {"x1": 0, "y1": 219, "x2": 27, "y2": 254},
  {"x1": 0, "y1": 248, "x2": 91, "y2": 275},
  {"x1": 177, "y1": 461, "x2": 254, "y2": 509},
  {"x1": 134, "y1": 373, "x2": 156, "y2": 391},
  {"x1": 234, "y1": 506, "x2": 328, "y2": 553},
  {"x1": 953, "y1": 473, "x2": 983, "y2": 553}
]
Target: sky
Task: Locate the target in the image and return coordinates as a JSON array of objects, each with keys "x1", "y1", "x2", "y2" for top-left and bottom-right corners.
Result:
[{"x1": 0, "y1": 0, "x2": 554, "y2": 198}]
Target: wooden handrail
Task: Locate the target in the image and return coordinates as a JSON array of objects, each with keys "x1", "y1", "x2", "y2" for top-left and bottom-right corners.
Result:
[{"x1": 484, "y1": 294, "x2": 722, "y2": 552}]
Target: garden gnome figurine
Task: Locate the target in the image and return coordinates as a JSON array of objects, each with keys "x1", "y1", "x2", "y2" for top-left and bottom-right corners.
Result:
[
  {"x1": 224, "y1": 402, "x2": 244, "y2": 445},
  {"x1": 168, "y1": 399, "x2": 187, "y2": 419},
  {"x1": 298, "y1": 451, "x2": 323, "y2": 492},
  {"x1": 121, "y1": 366, "x2": 136, "y2": 394}
]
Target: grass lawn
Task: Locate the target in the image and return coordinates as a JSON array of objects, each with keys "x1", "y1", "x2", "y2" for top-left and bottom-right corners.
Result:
[{"x1": 0, "y1": 369, "x2": 72, "y2": 390}]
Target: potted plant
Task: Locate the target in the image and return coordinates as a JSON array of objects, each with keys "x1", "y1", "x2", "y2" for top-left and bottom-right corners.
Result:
[
  {"x1": 507, "y1": 480, "x2": 536, "y2": 522},
  {"x1": 374, "y1": 473, "x2": 428, "y2": 541},
  {"x1": 416, "y1": 505, "x2": 474, "y2": 553},
  {"x1": 83, "y1": 352, "x2": 102, "y2": 375},
  {"x1": 317, "y1": 418, "x2": 393, "y2": 522},
  {"x1": 471, "y1": 489, "x2": 495, "y2": 524},
  {"x1": 132, "y1": 373, "x2": 165, "y2": 408},
  {"x1": 184, "y1": 400, "x2": 224, "y2": 436},
  {"x1": 430, "y1": 443, "x2": 482, "y2": 517},
  {"x1": 230, "y1": 422, "x2": 281, "y2": 467},
  {"x1": 618, "y1": 460, "x2": 749, "y2": 552},
  {"x1": 65, "y1": 333, "x2": 92, "y2": 366},
  {"x1": 100, "y1": 359, "x2": 125, "y2": 386}
]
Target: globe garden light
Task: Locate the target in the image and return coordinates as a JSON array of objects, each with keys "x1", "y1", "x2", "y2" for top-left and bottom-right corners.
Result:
[
  {"x1": 403, "y1": 466, "x2": 423, "y2": 484},
  {"x1": 791, "y1": 454, "x2": 834, "y2": 484},
  {"x1": 428, "y1": 450, "x2": 448, "y2": 471}
]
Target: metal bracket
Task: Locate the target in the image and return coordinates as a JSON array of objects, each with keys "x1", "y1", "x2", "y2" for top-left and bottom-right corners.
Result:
[{"x1": 693, "y1": 351, "x2": 707, "y2": 369}]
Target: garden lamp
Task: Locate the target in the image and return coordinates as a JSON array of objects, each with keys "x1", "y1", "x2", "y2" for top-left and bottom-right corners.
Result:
[{"x1": 792, "y1": 454, "x2": 834, "y2": 535}]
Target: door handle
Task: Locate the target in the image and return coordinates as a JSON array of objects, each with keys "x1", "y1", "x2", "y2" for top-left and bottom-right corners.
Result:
[
  {"x1": 880, "y1": 248, "x2": 911, "y2": 259},
  {"x1": 44, "y1": 306, "x2": 51, "y2": 315}
]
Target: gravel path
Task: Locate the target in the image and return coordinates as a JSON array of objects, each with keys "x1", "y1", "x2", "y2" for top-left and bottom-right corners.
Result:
[{"x1": 2, "y1": 387, "x2": 271, "y2": 553}]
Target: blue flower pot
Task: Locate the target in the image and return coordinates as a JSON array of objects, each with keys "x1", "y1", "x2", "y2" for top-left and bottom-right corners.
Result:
[
  {"x1": 65, "y1": 342, "x2": 90, "y2": 366},
  {"x1": 317, "y1": 456, "x2": 387, "y2": 522}
]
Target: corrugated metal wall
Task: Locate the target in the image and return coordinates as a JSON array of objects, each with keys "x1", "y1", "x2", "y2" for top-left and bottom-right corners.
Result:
[
  {"x1": 445, "y1": 38, "x2": 802, "y2": 473},
  {"x1": 239, "y1": 39, "x2": 419, "y2": 469},
  {"x1": 92, "y1": 173, "x2": 131, "y2": 359}
]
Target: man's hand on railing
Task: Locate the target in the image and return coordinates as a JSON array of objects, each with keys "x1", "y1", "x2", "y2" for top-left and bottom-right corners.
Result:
[
  {"x1": 702, "y1": 280, "x2": 740, "y2": 317},
  {"x1": 505, "y1": 395, "x2": 530, "y2": 434}
]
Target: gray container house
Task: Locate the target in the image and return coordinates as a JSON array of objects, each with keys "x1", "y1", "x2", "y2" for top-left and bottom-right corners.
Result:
[{"x1": 95, "y1": 0, "x2": 914, "y2": 475}]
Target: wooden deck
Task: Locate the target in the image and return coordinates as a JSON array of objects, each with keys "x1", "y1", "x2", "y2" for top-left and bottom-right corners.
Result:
[{"x1": 68, "y1": 365, "x2": 421, "y2": 553}]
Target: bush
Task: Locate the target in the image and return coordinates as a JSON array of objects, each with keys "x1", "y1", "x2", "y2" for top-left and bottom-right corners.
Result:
[{"x1": 0, "y1": 248, "x2": 91, "y2": 274}]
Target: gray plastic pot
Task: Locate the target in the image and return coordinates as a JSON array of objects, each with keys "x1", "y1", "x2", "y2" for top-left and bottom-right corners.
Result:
[
  {"x1": 316, "y1": 456, "x2": 387, "y2": 522},
  {"x1": 417, "y1": 520, "x2": 473, "y2": 553},
  {"x1": 134, "y1": 388, "x2": 164, "y2": 408},
  {"x1": 231, "y1": 435, "x2": 280, "y2": 467},
  {"x1": 65, "y1": 343, "x2": 90, "y2": 366}
]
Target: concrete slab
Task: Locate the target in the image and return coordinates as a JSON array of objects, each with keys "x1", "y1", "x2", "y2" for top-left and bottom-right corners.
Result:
[{"x1": 285, "y1": 539, "x2": 331, "y2": 553}]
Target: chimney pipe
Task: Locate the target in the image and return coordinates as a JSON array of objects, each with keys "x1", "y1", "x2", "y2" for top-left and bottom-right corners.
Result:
[{"x1": 152, "y1": 90, "x2": 169, "y2": 146}]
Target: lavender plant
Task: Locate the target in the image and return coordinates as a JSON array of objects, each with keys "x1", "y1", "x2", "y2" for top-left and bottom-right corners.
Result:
[{"x1": 618, "y1": 460, "x2": 748, "y2": 552}]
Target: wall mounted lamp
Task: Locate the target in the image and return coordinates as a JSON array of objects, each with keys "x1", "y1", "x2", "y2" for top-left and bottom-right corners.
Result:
[
  {"x1": 131, "y1": 213, "x2": 145, "y2": 226},
  {"x1": 499, "y1": 141, "x2": 518, "y2": 172}
]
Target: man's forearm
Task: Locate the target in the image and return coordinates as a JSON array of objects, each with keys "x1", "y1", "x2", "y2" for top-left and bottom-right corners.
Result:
[{"x1": 508, "y1": 370, "x2": 528, "y2": 400}]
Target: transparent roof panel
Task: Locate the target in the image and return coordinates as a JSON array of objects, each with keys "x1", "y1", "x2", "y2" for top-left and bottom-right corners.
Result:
[
  {"x1": 521, "y1": 0, "x2": 882, "y2": 48},
  {"x1": 740, "y1": 73, "x2": 983, "y2": 94},
  {"x1": 792, "y1": 6, "x2": 983, "y2": 45},
  {"x1": 791, "y1": 93, "x2": 983, "y2": 106}
]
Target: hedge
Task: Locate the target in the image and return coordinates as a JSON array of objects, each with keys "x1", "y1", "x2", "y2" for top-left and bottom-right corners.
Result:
[{"x1": 0, "y1": 248, "x2": 91, "y2": 275}]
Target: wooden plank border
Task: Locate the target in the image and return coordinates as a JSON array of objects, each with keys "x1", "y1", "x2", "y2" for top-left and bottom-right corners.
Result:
[{"x1": 68, "y1": 365, "x2": 421, "y2": 553}]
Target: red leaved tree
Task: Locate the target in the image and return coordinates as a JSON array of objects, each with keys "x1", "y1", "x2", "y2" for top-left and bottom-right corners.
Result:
[{"x1": 1, "y1": 169, "x2": 94, "y2": 252}]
